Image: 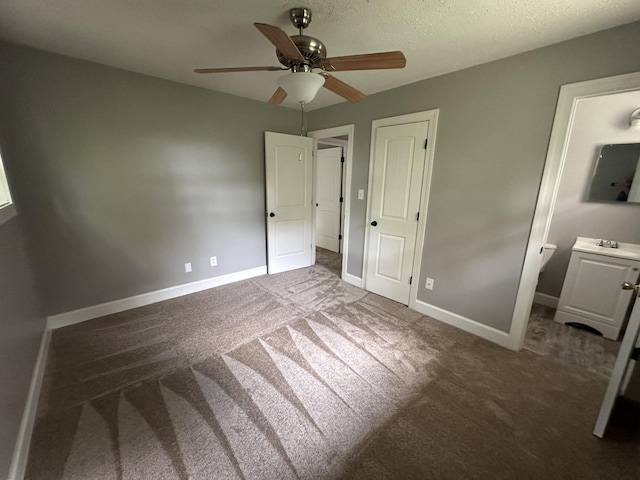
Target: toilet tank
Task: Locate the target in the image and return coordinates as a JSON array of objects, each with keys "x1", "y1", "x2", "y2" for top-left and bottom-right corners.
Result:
[{"x1": 540, "y1": 243, "x2": 557, "y2": 272}]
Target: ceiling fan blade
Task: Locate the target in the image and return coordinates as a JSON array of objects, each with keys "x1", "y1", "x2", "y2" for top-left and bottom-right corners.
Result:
[
  {"x1": 322, "y1": 51, "x2": 406, "y2": 71},
  {"x1": 268, "y1": 87, "x2": 287, "y2": 105},
  {"x1": 254, "y1": 23, "x2": 305, "y2": 62},
  {"x1": 194, "y1": 66, "x2": 285, "y2": 73},
  {"x1": 322, "y1": 74, "x2": 366, "y2": 103}
]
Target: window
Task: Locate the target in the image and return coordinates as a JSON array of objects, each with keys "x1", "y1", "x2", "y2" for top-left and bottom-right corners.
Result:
[{"x1": 0, "y1": 151, "x2": 16, "y2": 226}]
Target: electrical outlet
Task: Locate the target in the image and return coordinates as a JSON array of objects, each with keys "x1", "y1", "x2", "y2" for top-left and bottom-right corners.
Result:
[
  {"x1": 184, "y1": 262, "x2": 192, "y2": 273},
  {"x1": 425, "y1": 277, "x2": 434, "y2": 290},
  {"x1": 210, "y1": 256, "x2": 217, "y2": 267}
]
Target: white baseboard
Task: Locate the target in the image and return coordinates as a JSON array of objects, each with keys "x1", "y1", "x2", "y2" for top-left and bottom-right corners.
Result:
[
  {"x1": 533, "y1": 292, "x2": 559, "y2": 309},
  {"x1": 8, "y1": 327, "x2": 51, "y2": 480},
  {"x1": 343, "y1": 273, "x2": 363, "y2": 288},
  {"x1": 47, "y1": 266, "x2": 267, "y2": 329},
  {"x1": 412, "y1": 299, "x2": 515, "y2": 350}
]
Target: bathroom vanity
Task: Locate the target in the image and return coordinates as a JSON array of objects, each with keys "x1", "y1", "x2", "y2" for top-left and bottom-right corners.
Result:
[{"x1": 554, "y1": 237, "x2": 640, "y2": 340}]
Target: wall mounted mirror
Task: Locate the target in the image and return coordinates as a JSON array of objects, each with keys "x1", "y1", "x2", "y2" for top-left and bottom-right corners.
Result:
[{"x1": 587, "y1": 143, "x2": 640, "y2": 203}]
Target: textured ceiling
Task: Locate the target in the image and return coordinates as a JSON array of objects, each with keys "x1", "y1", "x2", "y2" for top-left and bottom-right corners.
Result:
[{"x1": 1, "y1": 0, "x2": 639, "y2": 111}]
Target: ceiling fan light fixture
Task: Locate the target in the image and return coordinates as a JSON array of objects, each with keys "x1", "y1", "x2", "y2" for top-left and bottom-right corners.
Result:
[{"x1": 277, "y1": 71, "x2": 325, "y2": 104}]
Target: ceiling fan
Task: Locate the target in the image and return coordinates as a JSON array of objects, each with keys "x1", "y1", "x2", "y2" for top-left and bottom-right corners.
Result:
[{"x1": 194, "y1": 7, "x2": 406, "y2": 106}]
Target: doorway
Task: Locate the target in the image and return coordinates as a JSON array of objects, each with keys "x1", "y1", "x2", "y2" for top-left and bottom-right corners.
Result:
[
  {"x1": 510, "y1": 72, "x2": 640, "y2": 353},
  {"x1": 308, "y1": 125, "x2": 354, "y2": 282},
  {"x1": 511, "y1": 73, "x2": 640, "y2": 382}
]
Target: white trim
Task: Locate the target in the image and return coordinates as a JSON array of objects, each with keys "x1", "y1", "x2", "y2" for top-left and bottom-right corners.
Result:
[
  {"x1": 413, "y1": 299, "x2": 515, "y2": 349},
  {"x1": 317, "y1": 138, "x2": 348, "y2": 148},
  {"x1": 308, "y1": 124, "x2": 355, "y2": 282},
  {"x1": 510, "y1": 71, "x2": 640, "y2": 351},
  {"x1": 0, "y1": 203, "x2": 17, "y2": 226},
  {"x1": 343, "y1": 273, "x2": 363, "y2": 288},
  {"x1": 8, "y1": 328, "x2": 51, "y2": 480},
  {"x1": 408, "y1": 110, "x2": 439, "y2": 305},
  {"x1": 533, "y1": 292, "x2": 559, "y2": 309},
  {"x1": 363, "y1": 110, "x2": 439, "y2": 302},
  {"x1": 310, "y1": 140, "x2": 317, "y2": 267},
  {"x1": 0, "y1": 150, "x2": 15, "y2": 227},
  {"x1": 47, "y1": 266, "x2": 267, "y2": 329}
]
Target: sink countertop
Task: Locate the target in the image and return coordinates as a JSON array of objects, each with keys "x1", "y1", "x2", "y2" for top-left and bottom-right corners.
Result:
[{"x1": 573, "y1": 237, "x2": 640, "y2": 261}]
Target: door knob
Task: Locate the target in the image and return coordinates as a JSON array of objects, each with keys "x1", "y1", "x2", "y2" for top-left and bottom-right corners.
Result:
[
  {"x1": 621, "y1": 282, "x2": 639, "y2": 291},
  {"x1": 370, "y1": 220, "x2": 377, "y2": 226},
  {"x1": 269, "y1": 212, "x2": 276, "y2": 217}
]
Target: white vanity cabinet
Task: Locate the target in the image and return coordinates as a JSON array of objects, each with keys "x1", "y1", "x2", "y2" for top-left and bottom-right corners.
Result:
[{"x1": 554, "y1": 237, "x2": 640, "y2": 341}]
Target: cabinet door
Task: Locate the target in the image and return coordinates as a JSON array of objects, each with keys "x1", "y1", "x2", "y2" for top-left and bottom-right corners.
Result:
[{"x1": 556, "y1": 252, "x2": 640, "y2": 339}]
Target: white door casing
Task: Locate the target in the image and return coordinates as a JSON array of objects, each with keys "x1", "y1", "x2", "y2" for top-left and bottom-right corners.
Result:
[
  {"x1": 315, "y1": 147, "x2": 342, "y2": 253},
  {"x1": 365, "y1": 121, "x2": 429, "y2": 304},
  {"x1": 265, "y1": 132, "x2": 314, "y2": 274}
]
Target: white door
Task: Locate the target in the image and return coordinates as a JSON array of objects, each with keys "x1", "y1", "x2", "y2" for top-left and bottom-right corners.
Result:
[
  {"x1": 594, "y1": 283, "x2": 640, "y2": 438},
  {"x1": 365, "y1": 121, "x2": 428, "y2": 304},
  {"x1": 316, "y1": 147, "x2": 342, "y2": 253},
  {"x1": 265, "y1": 132, "x2": 314, "y2": 274}
]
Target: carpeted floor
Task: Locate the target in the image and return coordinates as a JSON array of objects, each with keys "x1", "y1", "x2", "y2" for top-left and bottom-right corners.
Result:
[
  {"x1": 25, "y1": 252, "x2": 640, "y2": 479},
  {"x1": 315, "y1": 247, "x2": 342, "y2": 278},
  {"x1": 524, "y1": 303, "x2": 620, "y2": 378}
]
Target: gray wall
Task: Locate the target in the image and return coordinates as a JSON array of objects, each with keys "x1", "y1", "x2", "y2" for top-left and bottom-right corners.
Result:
[
  {"x1": 308, "y1": 21, "x2": 640, "y2": 333},
  {"x1": 0, "y1": 43, "x2": 299, "y2": 316},
  {"x1": 0, "y1": 216, "x2": 46, "y2": 479}
]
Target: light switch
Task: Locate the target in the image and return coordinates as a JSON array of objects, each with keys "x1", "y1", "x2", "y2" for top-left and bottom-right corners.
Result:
[{"x1": 358, "y1": 189, "x2": 365, "y2": 200}]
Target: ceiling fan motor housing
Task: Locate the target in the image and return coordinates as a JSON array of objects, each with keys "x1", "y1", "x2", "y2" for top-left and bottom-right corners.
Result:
[{"x1": 277, "y1": 35, "x2": 327, "y2": 68}]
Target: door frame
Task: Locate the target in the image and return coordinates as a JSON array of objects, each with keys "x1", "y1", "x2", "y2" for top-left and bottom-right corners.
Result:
[
  {"x1": 307, "y1": 124, "x2": 355, "y2": 282},
  {"x1": 363, "y1": 110, "x2": 439, "y2": 302},
  {"x1": 509, "y1": 71, "x2": 640, "y2": 350}
]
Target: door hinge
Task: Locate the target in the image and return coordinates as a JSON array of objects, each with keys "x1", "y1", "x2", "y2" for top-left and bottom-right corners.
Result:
[
  {"x1": 424, "y1": 139, "x2": 428, "y2": 149},
  {"x1": 409, "y1": 276, "x2": 413, "y2": 285},
  {"x1": 416, "y1": 212, "x2": 420, "y2": 221},
  {"x1": 338, "y1": 234, "x2": 343, "y2": 240},
  {"x1": 341, "y1": 156, "x2": 345, "y2": 163},
  {"x1": 339, "y1": 197, "x2": 344, "y2": 203}
]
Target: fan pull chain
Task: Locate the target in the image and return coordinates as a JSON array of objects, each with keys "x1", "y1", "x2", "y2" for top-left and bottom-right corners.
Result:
[{"x1": 300, "y1": 101, "x2": 306, "y2": 136}]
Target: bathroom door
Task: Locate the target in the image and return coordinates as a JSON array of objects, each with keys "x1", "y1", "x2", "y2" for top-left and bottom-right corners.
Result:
[{"x1": 593, "y1": 283, "x2": 640, "y2": 437}]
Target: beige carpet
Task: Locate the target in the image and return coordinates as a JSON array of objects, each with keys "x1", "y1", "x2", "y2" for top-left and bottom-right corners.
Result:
[
  {"x1": 524, "y1": 303, "x2": 620, "y2": 378},
  {"x1": 315, "y1": 247, "x2": 342, "y2": 278},
  {"x1": 25, "y1": 253, "x2": 640, "y2": 479}
]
